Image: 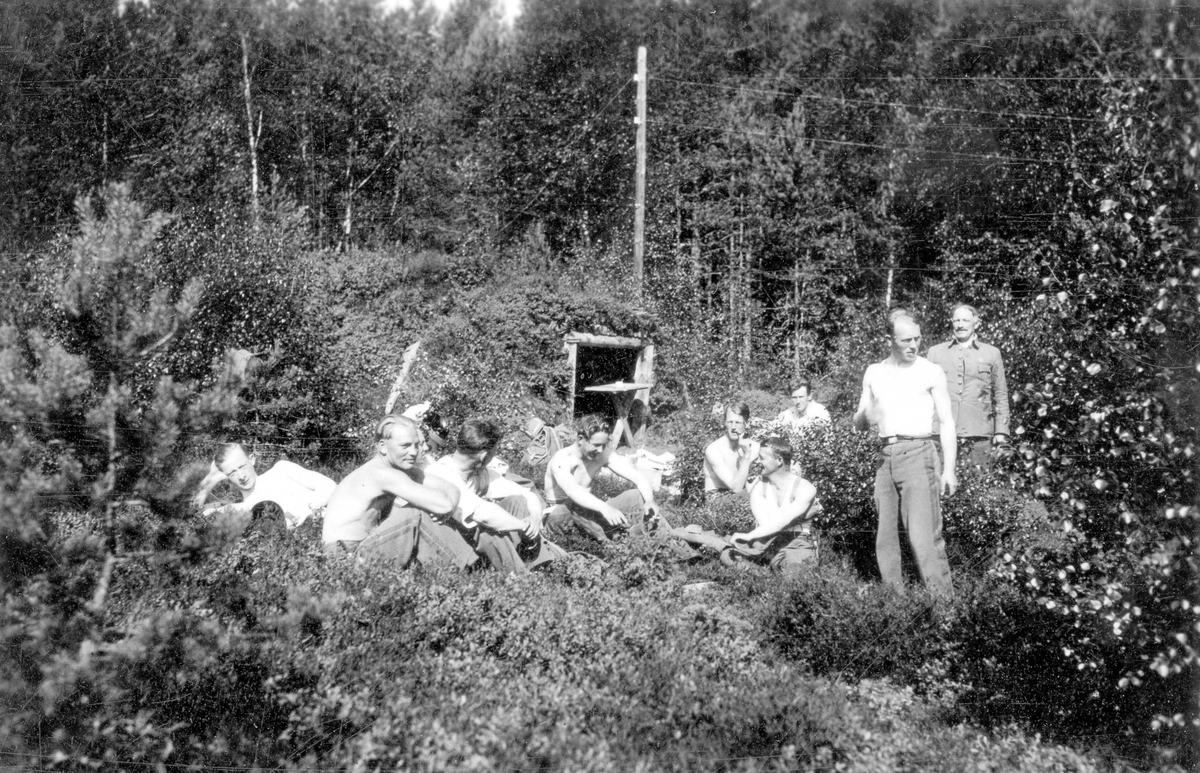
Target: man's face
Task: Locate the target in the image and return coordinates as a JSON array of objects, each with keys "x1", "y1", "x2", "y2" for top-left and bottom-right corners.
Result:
[
  {"x1": 724, "y1": 410, "x2": 746, "y2": 442},
  {"x1": 416, "y1": 429, "x2": 430, "y2": 464},
  {"x1": 790, "y1": 387, "x2": 811, "y2": 414},
  {"x1": 579, "y1": 432, "x2": 609, "y2": 460},
  {"x1": 951, "y1": 307, "x2": 978, "y2": 343},
  {"x1": 891, "y1": 319, "x2": 922, "y2": 363},
  {"x1": 757, "y1": 445, "x2": 782, "y2": 475},
  {"x1": 379, "y1": 425, "x2": 421, "y2": 470},
  {"x1": 218, "y1": 448, "x2": 258, "y2": 492}
]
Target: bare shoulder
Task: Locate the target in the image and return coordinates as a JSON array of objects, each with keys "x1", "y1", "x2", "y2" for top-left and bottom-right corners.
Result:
[
  {"x1": 549, "y1": 445, "x2": 578, "y2": 470},
  {"x1": 335, "y1": 459, "x2": 376, "y2": 487}
]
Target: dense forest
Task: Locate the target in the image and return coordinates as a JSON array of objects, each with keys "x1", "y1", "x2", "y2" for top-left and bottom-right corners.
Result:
[{"x1": 1, "y1": 0, "x2": 1197, "y2": 770}]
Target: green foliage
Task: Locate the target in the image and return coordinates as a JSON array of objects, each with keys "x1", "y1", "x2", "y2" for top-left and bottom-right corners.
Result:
[
  {"x1": 764, "y1": 558, "x2": 950, "y2": 682},
  {"x1": 409, "y1": 273, "x2": 652, "y2": 427},
  {"x1": 3, "y1": 0, "x2": 1197, "y2": 767},
  {"x1": 0, "y1": 184, "x2": 262, "y2": 769},
  {"x1": 153, "y1": 202, "x2": 362, "y2": 459},
  {"x1": 761, "y1": 564, "x2": 1192, "y2": 767}
]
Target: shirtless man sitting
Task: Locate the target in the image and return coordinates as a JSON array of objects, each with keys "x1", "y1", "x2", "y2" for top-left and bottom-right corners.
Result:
[
  {"x1": 544, "y1": 414, "x2": 661, "y2": 542},
  {"x1": 194, "y1": 443, "x2": 336, "y2": 530},
  {"x1": 729, "y1": 436, "x2": 821, "y2": 573},
  {"x1": 702, "y1": 402, "x2": 759, "y2": 500},
  {"x1": 322, "y1": 415, "x2": 462, "y2": 564}
]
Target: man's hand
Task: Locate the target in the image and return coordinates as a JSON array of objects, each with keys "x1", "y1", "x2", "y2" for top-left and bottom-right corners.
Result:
[
  {"x1": 941, "y1": 469, "x2": 958, "y2": 497},
  {"x1": 598, "y1": 504, "x2": 629, "y2": 528},
  {"x1": 739, "y1": 438, "x2": 760, "y2": 458},
  {"x1": 522, "y1": 509, "x2": 544, "y2": 540}
]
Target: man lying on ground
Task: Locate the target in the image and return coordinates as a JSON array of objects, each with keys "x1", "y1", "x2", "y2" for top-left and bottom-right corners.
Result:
[
  {"x1": 544, "y1": 413, "x2": 664, "y2": 542},
  {"x1": 194, "y1": 443, "x2": 336, "y2": 530},
  {"x1": 702, "y1": 402, "x2": 759, "y2": 500},
  {"x1": 321, "y1": 415, "x2": 462, "y2": 561},
  {"x1": 728, "y1": 436, "x2": 821, "y2": 574},
  {"x1": 429, "y1": 418, "x2": 566, "y2": 571}
]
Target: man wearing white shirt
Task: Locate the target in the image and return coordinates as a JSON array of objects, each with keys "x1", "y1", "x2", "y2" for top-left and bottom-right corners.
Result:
[
  {"x1": 853, "y1": 312, "x2": 957, "y2": 595},
  {"x1": 430, "y1": 419, "x2": 565, "y2": 571},
  {"x1": 776, "y1": 379, "x2": 831, "y2": 430},
  {"x1": 194, "y1": 443, "x2": 336, "y2": 530}
]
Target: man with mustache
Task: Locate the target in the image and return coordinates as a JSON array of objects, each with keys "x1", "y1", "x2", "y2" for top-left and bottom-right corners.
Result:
[
  {"x1": 853, "y1": 312, "x2": 957, "y2": 596},
  {"x1": 702, "y1": 401, "x2": 759, "y2": 500},
  {"x1": 925, "y1": 303, "x2": 1011, "y2": 470}
]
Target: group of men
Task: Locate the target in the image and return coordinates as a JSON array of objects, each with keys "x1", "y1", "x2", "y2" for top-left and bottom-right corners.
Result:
[
  {"x1": 195, "y1": 302, "x2": 1009, "y2": 592},
  {"x1": 195, "y1": 411, "x2": 671, "y2": 573},
  {"x1": 700, "y1": 303, "x2": 1009, "y2": 593}
]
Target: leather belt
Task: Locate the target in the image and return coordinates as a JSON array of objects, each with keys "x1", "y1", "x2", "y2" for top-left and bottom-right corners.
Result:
[{"x1": 880, "y1": 435, "x2": 935, "y2": 445}]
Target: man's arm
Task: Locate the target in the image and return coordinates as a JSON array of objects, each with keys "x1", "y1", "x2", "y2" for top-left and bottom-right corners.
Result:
[
  {"x1": 703, "y1": 439, "x2": 757, "y2": 492},
  {"x1": 379, "y1": 467, "x2": 458, "y2": 515},
  {"x1": 274, "y1": 460, "x2": 337, "y2": 510},
  {"x1": 992, "y1": 350, "x2": 1011, "y2": 442},
  {"x1": 734, "y1": 478, "x2": 818, "y2": 542},
  {"x1": 852, "y1": 369, "x2": 875, "y2": 432},
  {"x1": 469, "y1": 500, "x2": 530, "y2": 534},
  {"x1": 193, "y1": 462, "x2": 227, "y2": 509},
  {"x1": 548, "y1": 453, "x2": 627, "y2": 526},
  {"x1": 429, "y1": 468, "x2": 528, "y2": 534},
  {"x1": 604, "y1": 451, "x2": 659, "y2": 516},
  {"x1": 484, "y1": 473, "x2": 545, "y2": 535},
  {"x1": 931, "y1": 371, "x2": 958, "y2": 496}
]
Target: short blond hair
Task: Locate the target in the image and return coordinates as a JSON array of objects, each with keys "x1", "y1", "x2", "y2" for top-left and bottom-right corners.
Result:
[{"x1": 375, "y1": 414, "x2": 418, "y2": 442}]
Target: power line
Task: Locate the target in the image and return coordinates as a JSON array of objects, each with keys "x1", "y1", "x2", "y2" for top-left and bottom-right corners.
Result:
[
  {"x1": 651, "y1": 75, "x2": 1112, "y2": 125},
  {"x1": 646, "y1": 117, "x2": 1121, "y2": 168}
]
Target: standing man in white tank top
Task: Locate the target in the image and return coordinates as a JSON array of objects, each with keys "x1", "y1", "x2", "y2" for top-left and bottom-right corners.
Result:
[{"x1": 853, "y1": 312, "x2": 958, "y2": 596}]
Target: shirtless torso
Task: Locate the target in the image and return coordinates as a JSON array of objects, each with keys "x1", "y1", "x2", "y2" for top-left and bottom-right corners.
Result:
[
  {"x1": 323, "y1": 423, "x2": 459, "y2": 545},
  {"x1": 544, "y1": 425, "x2": 657, "y2": 530},
  {"x1": 702, "y1": 408, "x2": 759, "y2": 494},
  {"x1": 544, "y1": 443, "x2": 608, "y2": 505}
]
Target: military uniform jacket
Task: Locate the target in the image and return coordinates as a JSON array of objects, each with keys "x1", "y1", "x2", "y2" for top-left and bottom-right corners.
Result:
[{"x1": 926, "y1": 337, "x2": 1010, "y2": 437}]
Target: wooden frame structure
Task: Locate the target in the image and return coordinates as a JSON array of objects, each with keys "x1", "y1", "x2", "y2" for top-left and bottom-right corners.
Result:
[{"x1": 563, "y1": 331, "x2": 655, "y2": 447}]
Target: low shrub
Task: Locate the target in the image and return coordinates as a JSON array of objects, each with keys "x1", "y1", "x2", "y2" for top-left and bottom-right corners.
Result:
[{"x1": 761, "y1": 558, "x2": 951, "y2": 682}]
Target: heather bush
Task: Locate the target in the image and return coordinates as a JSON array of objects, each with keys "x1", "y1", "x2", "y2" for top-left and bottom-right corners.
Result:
[{"x1": 762, "y1": 558, "x2": 951, "y2": 683}]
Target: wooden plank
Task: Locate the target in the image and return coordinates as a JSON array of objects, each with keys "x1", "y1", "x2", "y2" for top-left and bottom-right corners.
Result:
[
  {"x1": 564, "y1": 340, "x2": 578, "y2": 418},
  {"x1": 564, "y1": 331, "x2": 645, "y2": 349}
]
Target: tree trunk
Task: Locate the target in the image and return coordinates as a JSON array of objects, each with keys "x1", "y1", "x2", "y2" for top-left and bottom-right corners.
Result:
[
  {"x1": 793, "y1": 257, "x2": 802, "y2": 378},
  {"x1": 241, "y1": 33, "x2": 261, "y2": 226},
  {"x1": 342, "y1": 136, "x2": 356, "y2": 250}
]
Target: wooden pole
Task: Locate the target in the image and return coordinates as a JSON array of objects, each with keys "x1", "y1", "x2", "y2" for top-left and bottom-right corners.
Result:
[{"x1": 633, "y1": 46, "x2": 647, "y2": 301}]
